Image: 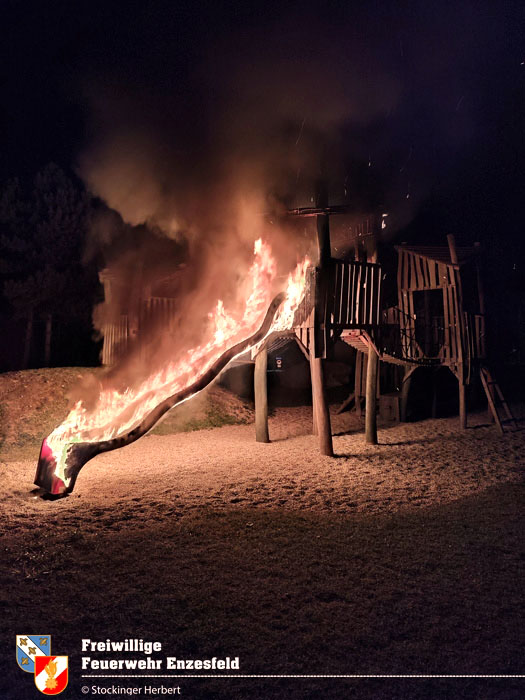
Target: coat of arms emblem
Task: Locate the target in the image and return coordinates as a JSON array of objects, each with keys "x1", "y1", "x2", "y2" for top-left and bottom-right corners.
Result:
[
  {"x1": 16, "y1": 636, "x2": 51, "y2": 673},
  {"x1": 34, "y1": 655, "x2": 68, "y2": 695}
]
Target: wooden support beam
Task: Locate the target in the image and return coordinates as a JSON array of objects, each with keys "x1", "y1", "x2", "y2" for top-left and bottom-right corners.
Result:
[
  {"x1": 364, "y1": 229, "x2": 379, "y2": 444},
  {"x1": 365, "y1": 347, "x2": 379, "y2": 444},
  {"x1": 458, "y1": 376, "x2": 467, "y2": 430},
  {"x1": 310, "y1": 354, "x2": 333, "y2": 455},
  {"x1": 254, "y1": 348, "x2": 269, "y2": 443},
  {"x1": 354, "y1": 351, "x2": 363, "y2": 416},
  {"x1": 400, "y1": 366, "x2": 416, "y2": 422},
  {"x1": 480, "y1": 367, "x2": 504, "y2": 435},
  {"x1": 447, "y1": 234, "x2": 459, "y2": 265}
]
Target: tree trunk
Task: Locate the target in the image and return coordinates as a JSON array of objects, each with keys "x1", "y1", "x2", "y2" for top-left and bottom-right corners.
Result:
[
  {"x1": 254, "y1": 348, "x2": 269, "y2": 443},
  {"x1": 365, "y1": 347, "x2": 379, "y2": 444},
  {"x1": 44, "y1": 313, "x2": 53, "y2": 367},
  {"x1": 22, "y1": 309, "x2": 34, "y2": 369}
]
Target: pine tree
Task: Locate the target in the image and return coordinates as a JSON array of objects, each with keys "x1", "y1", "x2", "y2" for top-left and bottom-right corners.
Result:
[{"x1": 0, "y1": 164, "x2": 97, "y2": 367}]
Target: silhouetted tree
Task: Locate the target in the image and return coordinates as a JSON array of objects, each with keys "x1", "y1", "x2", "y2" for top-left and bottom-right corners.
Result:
[{"x1": 0, "y1": 164, "x2": 97, "y2": 367}]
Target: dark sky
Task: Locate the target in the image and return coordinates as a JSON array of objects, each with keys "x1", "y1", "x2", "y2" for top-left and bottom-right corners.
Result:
[{"x1": 1, "y1": 0, "x2": 524, "y2": 252}]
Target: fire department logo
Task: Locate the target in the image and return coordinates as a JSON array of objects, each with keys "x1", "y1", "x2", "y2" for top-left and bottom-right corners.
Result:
[
  {"x1": 34, "y1": 655, "x2": 68, "y2": 695},
  {"x1": 16, "y1": 636, "x2": 51, "y2": 673}
]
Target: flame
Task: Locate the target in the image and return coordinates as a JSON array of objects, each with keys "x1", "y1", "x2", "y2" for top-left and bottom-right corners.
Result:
[{"x1": 46, "y1": 240, "x2": 309, "y2": 486}]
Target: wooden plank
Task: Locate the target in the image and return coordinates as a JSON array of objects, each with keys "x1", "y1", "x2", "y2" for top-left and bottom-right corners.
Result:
[
  {"x1": 408, "y1": 252, "x2": 414, "y2": 289},
  {"x1": 480, "y1": 367, "x2": 504, "y2": 434},
  {"x1": 397, "y1": 250, "x2": 404, "y2": 304},
  {"x1": 441, "y1": 287, "x2": 449, "y2": 363},
  {"x1": 403, "y1": 251, "x2": 409, "y2": 290},
  {"x1": 355, "y1": 263, "x2": 362, "y2": 325},
  {"x1": 450, "y1": 285, "x2": 458, "y2": 361},
  {"x1": 421, "y1": 257, "x2": 430, "y2": 288},
  {"x1": 429, "y1": 261, "x2": 437, "y2": 288},
  {"x1": 333, "y1": 262, "x2": 341, "y2": 325},
  {"x1": 364, "y1": 264, "x2": 370, "y2": 324},
  {"x1": 415, "y1": 254, "x2": 424, "y2": 289},
  {"x1": 340, "y1": 263, "x2": 347, "y2": 325},
  {"x1": 345, "y1": 263, "x2": 355, "y2": 325},
  {"x1": 345, "y1": 263, "x2": 352, "y2": 325},
  {"x1": 369, "y1": 265, "x2": 375, "y2": 324},
  {"x1": 351, "y1": 263, "x2": 358, "y2": 324}
]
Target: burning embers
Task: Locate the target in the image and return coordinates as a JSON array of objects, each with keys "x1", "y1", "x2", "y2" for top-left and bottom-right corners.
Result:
[{"x1": 35, "y1": 240, "x2": 309, "y2": 496}]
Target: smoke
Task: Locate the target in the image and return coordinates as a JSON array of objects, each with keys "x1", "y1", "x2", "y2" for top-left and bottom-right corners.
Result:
[{"x1": 72, "y1": 0, "x2": 507, "y2": 390}]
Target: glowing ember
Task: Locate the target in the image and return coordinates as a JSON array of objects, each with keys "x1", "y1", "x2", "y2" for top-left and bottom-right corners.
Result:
[{"x1": 44, "y1": 240, "x2": 309, "y2": 489}]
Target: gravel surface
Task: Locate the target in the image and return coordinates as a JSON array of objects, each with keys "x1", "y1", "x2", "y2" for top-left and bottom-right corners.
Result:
[{"x1": 2, "y1": 406, "x2": 523, "y2": 522}]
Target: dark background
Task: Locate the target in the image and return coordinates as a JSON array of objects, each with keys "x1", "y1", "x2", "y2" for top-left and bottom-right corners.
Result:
[{"x1": 1, "y1": 0, "x2": 524, "y2": 372}]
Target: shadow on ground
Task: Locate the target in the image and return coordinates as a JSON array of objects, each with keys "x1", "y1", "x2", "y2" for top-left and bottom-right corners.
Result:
[{"x1": 2, "y1": 483, "x2": 524, "y2": 699}]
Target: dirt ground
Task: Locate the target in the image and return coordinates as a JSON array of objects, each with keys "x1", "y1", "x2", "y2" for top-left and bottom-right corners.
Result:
[{"x1": 2, "y1": 393, "x2": 525, "y2": 699}]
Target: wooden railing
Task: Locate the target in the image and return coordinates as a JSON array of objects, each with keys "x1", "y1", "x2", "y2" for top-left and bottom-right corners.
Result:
[{"x1": 293, "y1": 260, "x2": 382, "y2": 357}]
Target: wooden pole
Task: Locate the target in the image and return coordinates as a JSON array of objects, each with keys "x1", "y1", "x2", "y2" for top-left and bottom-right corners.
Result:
[
  {"x1": 400, "y1": 367, "x2": 413, "y2": 422},
  {"x1": 447, "y1": 234, "x2": 459, "y2": 265},
  {"x1": 365, "y1": 347, "x2": 379, "y2": 443},
  {"x1": 364, "y1": 231, "x2": 379, "y2": 444},
  {"x1": 354, "y1": 351, "x2": 363, "y2": 416},
  {"x1": 310, "y1": 353, "x2": 334, "y2": 456},
  {"x1": 458, "y1": 372, "x2": 467, "y2": 430},
  {"x1": 447, "y1": 234, "x2": 468, "y2": 429},
  {"x1": 310, "y1": 178, "x2": 334, "y2": 455},
  {"x1": 254, "y1": 348, "x2": 269, "y2": 443},
  {"x1": 311, "y1": 367, "x2": 319, "y2": 435}
]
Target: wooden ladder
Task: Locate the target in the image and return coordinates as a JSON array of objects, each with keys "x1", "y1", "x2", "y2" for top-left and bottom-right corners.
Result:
[{"x1": 479, "y1": 366, "x2": 518, "y2": 434}]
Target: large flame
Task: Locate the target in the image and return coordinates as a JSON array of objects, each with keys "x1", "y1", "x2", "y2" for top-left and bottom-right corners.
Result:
[{"x1": 46, "y1": 240, "x2": 309, "y2": 485}]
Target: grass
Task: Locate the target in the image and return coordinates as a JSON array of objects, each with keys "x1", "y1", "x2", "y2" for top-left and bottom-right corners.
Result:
[
  {"x1": 151, "y1": 403, "x2": 249, "y2": 435},
  {"x1": 0, "y1": 367, "x2": 252, "y2": 461}
]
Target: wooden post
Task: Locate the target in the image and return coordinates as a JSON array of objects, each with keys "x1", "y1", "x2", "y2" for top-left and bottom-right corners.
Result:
[
  {"x1": 254, "y1": 348, "x2": 269, "y2": 443},
  {"x1": 458, "y1": 371, "x2": 467, "y2": 430},
  {"x1": 365, "y1": 347, "x2": 379, "y2": 444},
  {"x1": 309, "y1": 178, "x2": 334, "y2": 456},
  {"x1": 448, "y1": 234, "x2": 468, "y2": 429},
  {"x1": 400, "y1": 367, "x2": 413, "y2": 422},
  {"x1": 310, "y1": 353, "x2": 333, "y2": 456},
  {"x1": 447, "y1": 234, "x2": 459, "y2": 265},
  {"x1": 354, "y1": 351, "x2": 363, "y2": 416},
  {"x1": 364, "y1": 231, "x2": 379, "y2": 444},
  {"x1": 311, "y1": 364, "x2": 319, "y2": 435}
]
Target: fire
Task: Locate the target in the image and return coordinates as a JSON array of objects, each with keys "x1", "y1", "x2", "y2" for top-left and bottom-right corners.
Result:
[{"x1": 46, "y1": 240, "x2": 309, "y2": 487}]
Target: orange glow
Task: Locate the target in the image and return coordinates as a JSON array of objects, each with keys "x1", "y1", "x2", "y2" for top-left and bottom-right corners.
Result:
[{"x1": 47, "y1": 240, "x2": 309, "y2": 486}]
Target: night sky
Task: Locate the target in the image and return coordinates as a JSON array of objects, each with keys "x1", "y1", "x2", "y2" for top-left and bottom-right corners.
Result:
[{"x1": 2, "y1": 0, "x2": 524, "y2": 256}]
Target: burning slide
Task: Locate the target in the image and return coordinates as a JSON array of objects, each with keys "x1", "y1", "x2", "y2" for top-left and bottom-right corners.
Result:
[{"x1": 35, "y1": 241, "x2": 309, "y2": 496}]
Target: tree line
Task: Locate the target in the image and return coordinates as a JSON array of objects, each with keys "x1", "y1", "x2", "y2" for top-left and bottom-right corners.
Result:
[{"x1": 0, "y1": 164, "x2": 100, "y2": 369}]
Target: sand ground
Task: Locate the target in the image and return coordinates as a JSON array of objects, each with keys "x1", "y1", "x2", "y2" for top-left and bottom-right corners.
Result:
[
  {"x1": 2, "y1": 405, "x2": 523, "y2": 520},
  {"x1": 2, "y1": 406, "x2": 524, "y2": 700}
]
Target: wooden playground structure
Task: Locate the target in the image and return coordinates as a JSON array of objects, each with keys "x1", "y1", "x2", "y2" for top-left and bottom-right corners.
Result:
[{"x1": 253, "y1": 206, "x2": 516, "y2": 454}]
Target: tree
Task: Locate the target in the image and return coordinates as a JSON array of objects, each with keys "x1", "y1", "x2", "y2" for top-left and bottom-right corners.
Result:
[{"x1": 0, "y1": 164, "x2": 97, "y2": 367}]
